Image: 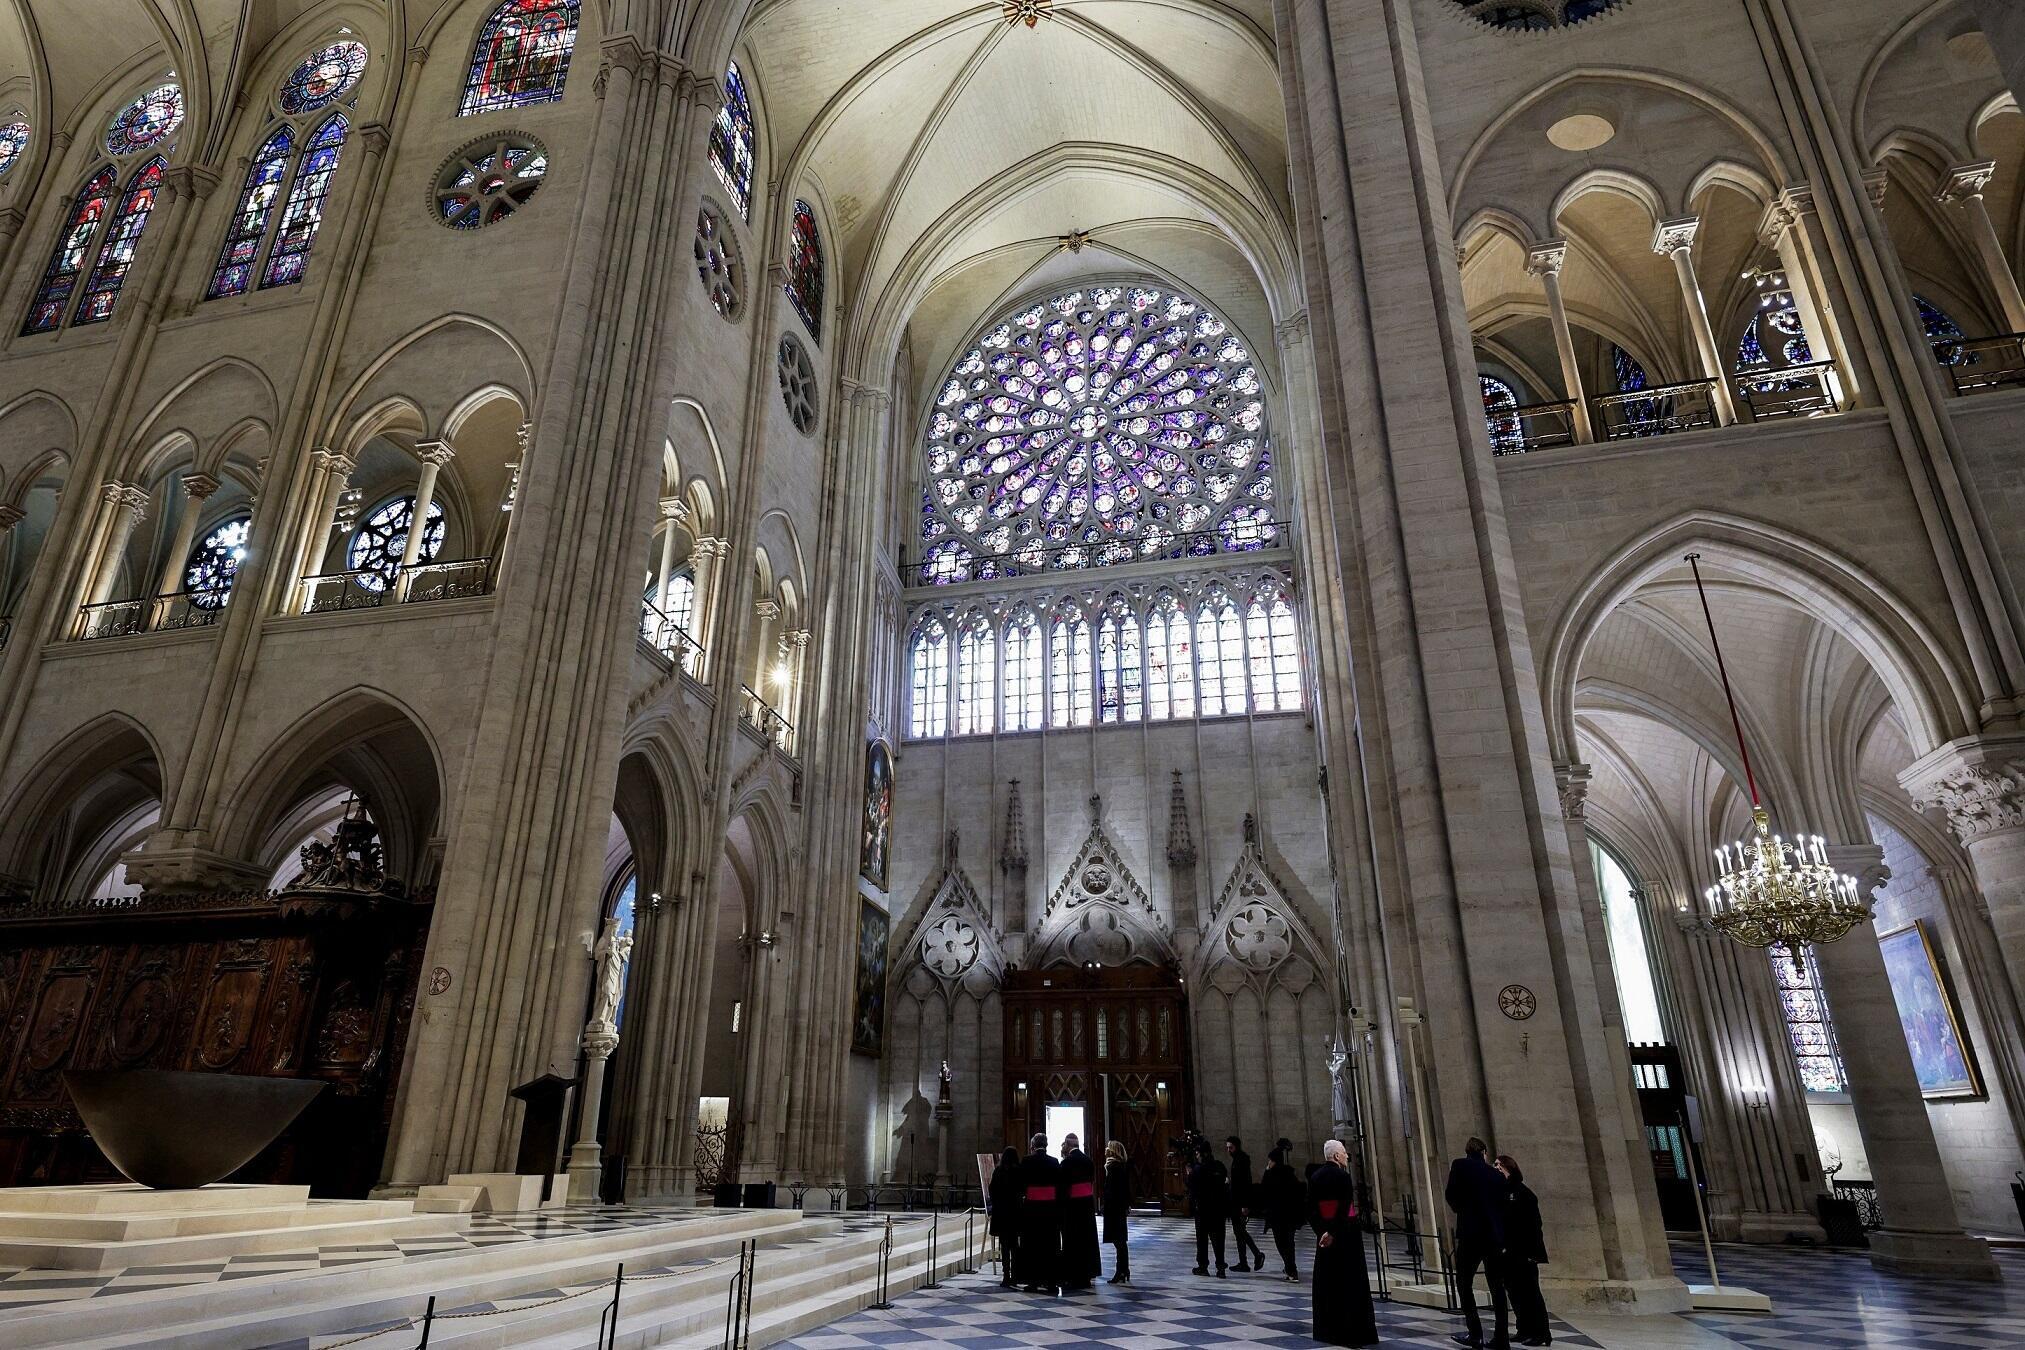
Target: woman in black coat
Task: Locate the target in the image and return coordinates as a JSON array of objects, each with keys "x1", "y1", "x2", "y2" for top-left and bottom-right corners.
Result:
[
  {"x1": 1497, "y1": 1154, "x2": 1551, "y2": 1345},
  {"x1": 987, "y1": 1146, "x2": 1023, "y2": 1288},
  {"x1": 1260, "y1": 1146, "x2": 1306, "y2": 1280},
  {"x1": 1101, "y1": 1140, "x2": 1133, "y2": 1284}
]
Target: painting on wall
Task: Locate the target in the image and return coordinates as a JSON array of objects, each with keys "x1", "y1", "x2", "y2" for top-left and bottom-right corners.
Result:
[
  {"x1": 852, "y1": 898, "x2": 889, "y2": 1058},
  {"x1": 1878, "y1": 920, "x2": 1983, "y2": 1100},
  {"x1": 860, "y1": 738, "x2": 894, "y2": 890}
]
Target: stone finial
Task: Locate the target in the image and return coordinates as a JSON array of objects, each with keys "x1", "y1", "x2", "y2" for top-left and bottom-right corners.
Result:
[
  {"x1": 944, "y1": 827, "x2": 961, "y2": 871},
  {"x1": 1523, "y1": 239, "x2": 1569, "y2": 279},
  {"x1": 1651, "y1": 216, "x2": 1701, "y2": 256},
  {"x1": 999, "y1": 780, "x2": 1028, "y2": 876},
  {"x1": 1089, "y1": 793, "x2": 1103, "y2": 822},
  {"x1": 1166, "y1": 770, "x2": 1196, "y2": 868}
]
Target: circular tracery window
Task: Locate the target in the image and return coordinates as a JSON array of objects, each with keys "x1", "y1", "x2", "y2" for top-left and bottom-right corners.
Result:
[
  {"x1": 434, "y1": 134, "x2": 548, "y2": 229},
  {"x1": 0, "y1": 120, "x2": 29, "y2": 180},
  {"x1": 920, "y1": 283, "x2": 1275, "y2": 583},
  {"x1": 778, "y1": 334, "x2": 817, "y2": 434},
  {"x1": 695, "y1": 202, "x2": 742, "y2": 318},
  {"x1": 106, "y1": 84, "x2": 184, "y2": 156},
  {"x1": 280, "y1": 40, "x2": 369, "y2": 114},
  {"x1": 348, "y1": 495, "x2": 446, "y2": 589},
  {"x1": 1449, "y1": 0, "x2": 1621, "y2": 28},
  {"x1": 183, "y1": 516, "x2": 252, "y2": 605}
]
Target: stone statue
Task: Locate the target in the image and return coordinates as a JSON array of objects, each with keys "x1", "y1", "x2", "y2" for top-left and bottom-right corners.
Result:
[{"x1": 588, "y1": 917, "x2": 634, "y2": 1032}]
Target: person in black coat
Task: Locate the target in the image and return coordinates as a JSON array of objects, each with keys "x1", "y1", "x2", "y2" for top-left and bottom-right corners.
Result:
[
  {"x1": 1260, "y1": 1145, "x2": 1306, "y2": 1280},
  {"x1": 987, "y1": 1146, "x2": 1022, "y2": 1289},
  {"x1": 1496, "y1": 1155, "x2": 1550, "y2": 1346},
  {"x1": 1058, "y1": 1134, "x2": 1101, "y2": 1291},
  {"x1": 1308, "y1": 1139, "x2": 1377, "y2": 1346},
  {"x1": 1101, "y1": 1139, "x2": 1133, "y2": 1284},
  {"x1": 1445, "y1": 1137, "x2": 1510, "y2": 1349},
  {"x1": 1224, "y1": 1136, "x2": 1268, "y2": 1272},
  {"x1": 1016, "y1": 1133, "x2": 1062, "y2": 1294},
  {"x1": 1187, "y1": 1140, "x2": 1230, "y2": 1276}
]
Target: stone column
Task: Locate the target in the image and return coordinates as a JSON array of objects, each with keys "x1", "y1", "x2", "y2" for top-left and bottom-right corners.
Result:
[
  {"x1": 1524, "y1": 240, "x2": 1593, "y2": 443},
  {"x1": 1652, "y1": 217, "x2": 1739, "y2": 425},
  {"x1": 689, "y1": 535, "x2": 727, "y2": 665},
  {"x1": 567, "y1": 1023, "x2": 620, "y2": 1202},
  {"x1": 1900, "y1": 735, "x2": 2025, "y2": 1007},
  {"x1": 394, "y1": 441, "x2": 454, "y2": 597},
  {"x1": 1759, "y1": 185, "x2": 1871, "y2": 404},
  {"x1": 751, "y1": 597, "x2": 781, "y2": 698},
  {"x1": 1935, "y1": 163, "x2": 2025, "y2": 334},
  {"x1": 86, "y1": 483, "x2": 149, "y2": 608},
  {"x1": 653, "y1": 496, "x2": 689, "y2": 614},
  {"x1": 153, "y1": 473, "x2": 220, "y2": 599},
  {"x1": 781, "y1": 627, "x2": 812, "y2": 747},
  {"x1": 1811, "y1": 844, "x2": 1996, "y2": 1277}
]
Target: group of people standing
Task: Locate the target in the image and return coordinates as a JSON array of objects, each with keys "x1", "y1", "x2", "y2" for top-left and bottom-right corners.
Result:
[
  {"x1": 1445, "y1": 1137, "x2": 1552, "y2": 1348},
  {"x1": 986, "y1": 1132, "x2": 1133, "y2": 1294}
]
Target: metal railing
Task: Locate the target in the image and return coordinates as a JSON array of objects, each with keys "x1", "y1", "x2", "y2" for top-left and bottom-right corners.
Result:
[
  {"x1": 74, "y1": 588, "x2": 230, "y2": 641},
  {"x1": 722, "y1": 1242, "x2": 754, "y2": 1349},
  {"x1": 1592, "y1": 378, "x2": 1721, "y2": 440},
  {"x1": 907, "y1": 518, "x2": 1289, "y2": 587},
  {"x1": 1932, "y1": 332, "x2": 2025, "y2": 395},
  {"x1": 1734, "y1": 360, "x2": 1842, "y2": 421},
  {"x1": 741, "y1": 684, "x2": 796, "y2": 755},
  {"x1": 1488, "y1": 400, "x2": 1577, "y2": 456},
  {"x1": 300, "y1": 557, "x2": 495, "y2": 614},
  {"x1": 640, "y1": 599, "x2": 703, "y2": 671}
]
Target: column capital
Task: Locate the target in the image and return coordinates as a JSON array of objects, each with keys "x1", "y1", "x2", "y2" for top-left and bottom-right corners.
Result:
[
  {"x1": 659, "y1": 496, "x2": 690, "y2": 523},
  {"x1": 359, "y1": 122, "x2": 393, "y2": 156},
  {"x1": 1935, "y1": 161, "x2": 1998, "y2": 205},
  {"x1": 310, "y1": 447, "x2": 357, "y2": 477},
  {"x1": 1553, "y1": 760, "x2": 1592, "y2": 821},
  {"x1": 1652, "y1": 216, "x2": 1701, "y2": 256},
  {"x1": 415, "y1": 440, "x2": 457, "y2": 468},
  {"x1": 1758, "y1": 186, "x2": 1816, "y2": 248},
  {"x1": 754, "y1": 598, "x2": 783, "y2": 621},
  {"x1": 0, "y1": 205, "x2": 26, "y2": 233},
  {"x1": 1822, "y1": 842, "x2": 1891, "y2": 903},
  {"x1": 1862, "y1": 169, "x2": 1889, "y2": 211},
  {"x1": 1273, "y1": 310, "x2": 1311, "y2": 347},
  {"x1": 783, "y1": 627, "x2": 812, "y2": 650},
  {"x1": 694, "y1": 534, "x2": 731, "y2": 558},
  {"x1": 163, "y1": 165, "x2": 223, "y2": 203},
  {"x1": 1524, "y1": 239, "x2": 1569, "y2": 278},
  {"x1": 840, "y1": 378, "x2": 892, "y2": 410},
  {"x1": 103, "y1": 482, "x2": 149, "y2": 516},
  {"x1": 180, "y1": 472, "x2": 221, "y2": 500},
  {"x1": 0, "y1": 504, "x2": 24, "y2": 531},
  {"x1": 1899, "y1": 734, "x2": 2025, "y2": 845}
]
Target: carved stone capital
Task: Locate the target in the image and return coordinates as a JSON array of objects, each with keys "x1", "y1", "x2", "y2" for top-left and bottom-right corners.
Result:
[
  {"x1": 415, "y1": 440, "x2": 457, "y2": 468},
  {"x1": 1907, "y1": 762, "x2": 2025, "y2": 845},
  {"x1": 181, "y1": 472, "x2": 221, "y2": 500},
  {"x1": 1553, "y1": 761, "x2": 1592, "y2": 822},
  {"x1": 110, "y1": 483, "x2": 150, "y2": 517},
  {"x1": 1757, "y1": 186, "x2": 1815, "y2": 249},
  {"x1": 1862, "y1": 169, "x2": 1888, "y2": 210},
  {"x1": 164, "y1": 165, "x2": 223, "y2": 203},
  {"x1": 1936, "y1": 161, "x2": 1998, "y2": 206},
  {"x1": 1524, "y1": 239, "x2": 1569, "y2": 280},
  {"x1": 1822, "y1": 843, "x2": 1890, "y2": 904},
  {"x1": 0, "y1": 206, "x2": 26, "y2": 234},
  {"x1": 659, "y1": 496, "x2": 690, "y2": 523},
  {"x1": 1273, "y1": 311, "x2": 1311, "y2": 348},
  {"x1": 118, "y1": 845, "x2": 269, "y2": 895},
  {"x1": 599, "y1": 32, "x2": 652, "y2": 76},
  {"x1": 1652, "y1": 216, "x2": 1701, "y2": 257},
  {"x1": 753, "y1": 599, "x2": 783, "y2": 621},
  {"x1": 784, "y1": 627, "x2": 812, "y2": 650},
  {"x1": 311, "y1": 448, "x2": 357, "y2": 479},
  {"x1": 359, "y1": 122, "x2": 393, "y2": 156}
]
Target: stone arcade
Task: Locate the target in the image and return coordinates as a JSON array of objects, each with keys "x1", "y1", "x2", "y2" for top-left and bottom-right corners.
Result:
[{"x1": 0, "y1": 0, "x2": 2023, "y2": 1344}]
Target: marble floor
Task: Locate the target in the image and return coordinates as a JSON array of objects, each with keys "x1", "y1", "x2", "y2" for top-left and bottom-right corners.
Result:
[{"x1": 781, "y1": 1218, "x2": 2025, "y2": 1349}]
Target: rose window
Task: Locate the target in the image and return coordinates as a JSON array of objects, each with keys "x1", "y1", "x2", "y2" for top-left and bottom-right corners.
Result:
[
  {"x1": 778, "y1": 334, "x2": 817, "y2": 434},
  {"x1": 1448, "y1": 0, "x2": 1623, "y2": 29},
  {"x1": 920, "y1": 284, "x2": 1276, "y2": 584},
  {"x1": 435, "y1": 135, "x2": 548, "y2": 229},
  {"x1": 695, "y1": 203, "x2": 741, "y2": 318},
  {"x1": 106, "y1": 84, "x2": 184, "y2": 156},
  {"x1": 920, "y1": 915, "x2": 981, "y2": 979}
]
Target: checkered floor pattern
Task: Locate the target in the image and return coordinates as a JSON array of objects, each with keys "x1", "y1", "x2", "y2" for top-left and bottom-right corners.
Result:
[
  {"x1": 1670, "y1": 1241, "x2": 2025, "y2": 1348},
  {"x1": 780, "y1": 1216, "x2": 1604, "y2": 1349}
]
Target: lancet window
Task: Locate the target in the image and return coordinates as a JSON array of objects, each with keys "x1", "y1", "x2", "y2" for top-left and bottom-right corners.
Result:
[
  {"x1": 1146, "y1": 591, "x2": 1195, "y2": 721},
  {"x1": 1196, "y1": 588, "x2": 1247, "y2": 718},
  {"x1": 1245, "y1": 584, "x2": 1300, "y2": 713},
  {"x1": 1050, "y1": 605, "x2": 1095, "y2": 728},
  {"x1": 709, "y1": 62, "x2": 756, "y2": 219},
  {"x1": 1004, "y1": 606, "x2": 1044, "y2": 732},
  {"x1": 460, "y1": 0, "x2": 578, "y2": 116},
  {"x1": 785, "y1": 200, "x2": 824, "y2": 341},
  {"x1": 1096, "y1": 595, "x2": 1142, "y2": 724},
  {"x1": 1772, "y1": 946, "x2": 1846, "y2": 1094},
  {"x1": 955, "y1": 614, "x2": 996, "y2": 736},
  {"x1": 1480, "y1": 375, "x2": 1523, "y2": 454},
  {"x1": 908, "y1": 614, "x2": 950, "y2": 739}
]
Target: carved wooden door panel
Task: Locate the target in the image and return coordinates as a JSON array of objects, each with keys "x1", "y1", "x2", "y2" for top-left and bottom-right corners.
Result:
[{"x1": 5, "y1": 947, "x2": 110, "y2": 1104}]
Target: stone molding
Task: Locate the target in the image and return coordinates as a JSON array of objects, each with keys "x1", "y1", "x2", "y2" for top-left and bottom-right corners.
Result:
[
  {"x1": 1524, "y1": 238, "x2": 1569, "y2": 278},
  {"x1": 1899, "y1": 735, "x2": 2025, "y2": 846},
  {"x1": 1651, "y1": 216, "x2": 1701, "y2": 256}
]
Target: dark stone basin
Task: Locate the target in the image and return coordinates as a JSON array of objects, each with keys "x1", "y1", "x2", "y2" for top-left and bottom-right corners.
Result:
[{"x1": 62, "y1": 1069, "x2": 325, "y2": 1190}]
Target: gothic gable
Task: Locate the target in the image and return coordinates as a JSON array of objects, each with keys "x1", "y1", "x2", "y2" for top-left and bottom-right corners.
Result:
[
  {"x1": 894, "y1": 831, "x2": 1004, "y2": 996},
  {"x1": 1029, "y1": 811, "x2": 1173, "y2": 969},
  {"x1": 1195, "y1": 819, "x2": 1327, "y2": 996}
]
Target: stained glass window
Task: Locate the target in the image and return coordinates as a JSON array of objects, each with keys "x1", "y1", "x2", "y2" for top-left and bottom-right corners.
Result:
[
  {"x1": 920, "y1": 285, "x2": 1275, "y2": 583},
  {"x1": 348, "y1": 494, "x2": 445, "y2": 590},
  {"x1": 1246, "y1": 585, "x2": 1302, "y2": 713},
  {"x1": 785, "y1": 200, "x2": 824, "y2": 342},
  {"x1": 0, "y1": 121, "x2": 29, "y2": 180},
  {"x1": 1915, "y1": 294, "x2": 1964, "y2": 342},
  {"x1": 1772, "y1": 947, "x2": 1845, "y2": 1094},
  {"x1": 460, "y1": 0, "x2": 578, "y2": 116},
  {"x1": 208, "y1": 127, "x2": 294, "y2": 298},
  {"x1": 606, "y1": 871, "x2": 638, "y2": 1031},
  {"x1": 709, "y1": 61, "x2": 755, "y2": 220},
  {"x1": 1050, "y1": 607, "x2": 1094, "y2": 728},
  {"x1": 1097, "y1": 596, "x2": 1143, "y2": 724},
  {"x1": 1481, "y1": 375, "x2": 1523, "y2": 454},
  {"x1": 1004, "y1": 606, "x2": 1043, "y2": 732},
  {"x1": 435, "y1": 136, "x2": 548, "y2": 228},
  {"x1": 1197, "y1": 590, "x2": 1247, "y2": 718},
  {"x1": 664, "y1": 570, "x2": 697, "y2": 635},
  {"x1": 1735, "y1": 285, "x2": 1813, "y2": 372},
  {"x1": 262, "y1": 115, "x2": 348, "y2": 288},
  {"x1": 908, "y1": 615, "x2": 949, "y2": 738},
  {"x1": 23, "y1": 166, "x2": 116, "y2": 334},
  {"x1": 281, "y1": 41, "x2": 368, "y2": 114},
  {"x1": 1146, "y1": 591, "x2": 1195, "y2": 721},
  {"x1": 72, "y1": 158, "x2": 165, "y2": 327},
  {"x1": 955, "y1": 614, "x2": 996, "y2": 736},
  {"x1": 105, "y1": 85, "x2": 184, "y2": 157},
  {"x1": 1611, "y1": 345, "x2": 1648, "y2": 392},
  {"x1": 182, "y1": 515, "x2": 252, "y2": 605}
]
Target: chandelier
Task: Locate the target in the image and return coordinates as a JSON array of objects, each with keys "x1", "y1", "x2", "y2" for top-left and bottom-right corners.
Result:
[{"x1": 1685, "y1": 554, "x2": 1870, "y2": 968}]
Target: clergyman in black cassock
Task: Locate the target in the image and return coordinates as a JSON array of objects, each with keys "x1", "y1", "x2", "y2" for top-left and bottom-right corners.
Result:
[
  {"x1": 987, "y1": 1146, "x2": 1023, "y2": 1288},
  {"x1": 1057, "y1": 1134, "x2": 1101, "y2": 1290},
  {"x1": 1017, "y1": 1134, "x2": 1062, "y2": 1294},
  {"x1": 1187, "y1": 1144, "x2": 1230, "y2": 1275},
  {"x1": 1308, "y1": 1140, "x2": 1377, "y2": 1347}
]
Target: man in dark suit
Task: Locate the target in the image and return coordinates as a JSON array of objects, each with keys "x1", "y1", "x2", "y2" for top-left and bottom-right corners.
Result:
[
  {"x1": 1445, "y1": 1136, "x2": 1510, "y2": 1348},
  {"x1": 1224, "y1": 1135, "x2": 1267, "y2": 1272}
]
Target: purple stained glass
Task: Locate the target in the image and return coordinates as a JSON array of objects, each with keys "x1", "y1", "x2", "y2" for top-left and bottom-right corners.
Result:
[
  {"x1": 208, "y1": 126, "x2": 294, "y2": 298},
  {"x1": 280, "y1": 41, "x2": 368, "y2": 115},
  {"x1": 0, "y1": 120, "x2": 29, "y2": 180},
  {"x1": 105, "y1": 84, "x2": 184, "y2": 157},
  {"x1": 22, "y1": 165, "x2": 115, "y2": 334},
  {"x1": 460, "y1": 0, "x2": 578, "y2": 116},
  {"x1": 261, "y1": 115, "x2": 348, "y2": 288},
  {"x1": 72, "y1": 157, "x2": 165, "y2": 326},
  {"x1": 921, "y1": 285, "x2": 1273, "y2": 575}
]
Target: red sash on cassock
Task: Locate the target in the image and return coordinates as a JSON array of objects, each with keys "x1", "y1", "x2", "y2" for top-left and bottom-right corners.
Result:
[
  {"x1": 1068, "y1": 1182, "x2": 1095, "y2": 1199},
  {"x1": 1317, "y1": 1199, "x2": 1341, "y2": 1220},
  {"x1": 1026, "y1": 1185, "x2": 1056, "y2": 1202}
]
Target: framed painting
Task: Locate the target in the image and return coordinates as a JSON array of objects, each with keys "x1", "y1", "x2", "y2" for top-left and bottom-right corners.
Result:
[
  {"x1": 852, "y1": 897, "x2": 889, "y2": 1058},
  {"x1": 1877, "y1": 920, "x2": 1983, "y2": 1100},
  {"x1": 859, "y1": 738, "x2": 894, "y2": 890}
]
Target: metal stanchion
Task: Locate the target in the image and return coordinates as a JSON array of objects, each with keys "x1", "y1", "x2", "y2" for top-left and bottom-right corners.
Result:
[
  {"x1": 924, "y1": 1212, "x2": 940, "y2": 1289},
  {"x1": 414, "y1": 1296, "x2": 436, "y2": 1348},
  {"x1": 961, "y1": 1209, "x2": 979, "y2": 1273},
  {"x1": 596, "y1": 1262, "x2": 624, "y2": 1350},
  {"x1": 870, "y1": 1217, "x2": 896, "y2": 1309}
]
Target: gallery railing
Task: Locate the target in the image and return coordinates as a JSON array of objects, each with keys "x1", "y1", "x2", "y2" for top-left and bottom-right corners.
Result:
[
  {"x1": 1488, "y1": 399, "x2": 1578, "y2": 456},
  {"x1": 639, "y1": 599, "x2": 702, "y2": 672},
  {"x1": 1733, "y1": 360, "x2": 1842, "y2": 422},
  {"x1": 300, "y1": 556, "x2": 495, "y2": 614},
  {"x1": 1592, "y1": 378, "x2": 1721, "y2": 440},
  {"x1": 74, "y1": 588, "x2": 230, "y2": 641},
  {"x1": 907, "y1": 518, "x2": 1289, "y2": 587},
  {"x1": 741, "y1": 684, "x2": 796, "y2": 755},
  {"x1": 1931, "y1": 332, "x2": 2025, "y2": 395}
]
